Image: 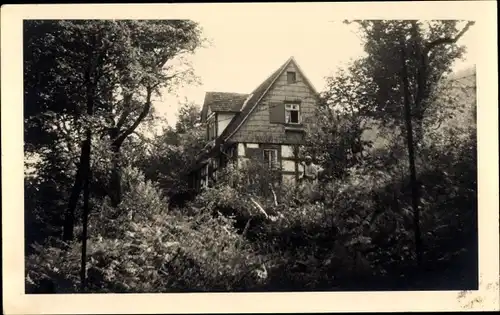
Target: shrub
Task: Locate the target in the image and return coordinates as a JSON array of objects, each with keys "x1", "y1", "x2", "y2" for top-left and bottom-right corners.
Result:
[
  {"x1": 26, "y1": 167, "x2": 264, "y2": 293},
  {"x1": 26, "y1": 239, "x2": 81, "y2": 293}
]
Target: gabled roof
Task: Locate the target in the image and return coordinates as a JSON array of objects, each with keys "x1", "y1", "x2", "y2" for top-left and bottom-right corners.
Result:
[
  {"x1": 200, "y1": 92, "x2": 249, "y2": 122},
  {"x1": 192, "y1": 56, "x2": 320, "y2": 169},
  {"x1": 219, "y1": 56, "x2": 319, "y2": 141}
]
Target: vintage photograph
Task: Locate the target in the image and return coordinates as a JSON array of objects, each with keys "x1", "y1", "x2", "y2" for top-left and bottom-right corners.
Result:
[{"x1": 22, "y1": 16, "x2": 480, "y2": 295}]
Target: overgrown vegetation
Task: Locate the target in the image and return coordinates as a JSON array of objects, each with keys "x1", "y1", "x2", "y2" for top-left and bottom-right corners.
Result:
[{"x1": 25, "y1": 20, "x2": 477, "y2": 293}]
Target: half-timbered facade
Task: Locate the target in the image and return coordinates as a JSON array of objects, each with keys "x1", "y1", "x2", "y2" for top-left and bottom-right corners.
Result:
[{"x1": 189, "y1": 56, "x2": 320, "y2": 191}]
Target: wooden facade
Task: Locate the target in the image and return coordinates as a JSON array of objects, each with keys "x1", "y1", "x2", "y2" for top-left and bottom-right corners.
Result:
[{"x1": 190, "y1": 56, "x2": 319, "y2": 192}]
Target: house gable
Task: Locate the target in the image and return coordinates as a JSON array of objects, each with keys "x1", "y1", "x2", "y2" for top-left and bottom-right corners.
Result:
[
  {"x1": 217, "y1": 58, "x2": 291, "y2": 142},
  {"x1": 229, "y1": 57, "x2": 319, "y2": 144},
  {"x1": 217, "y1": 112, "x2": 236, "y2": 137},
  {"x1": 190, "y1": 57, "x2": 320, "y2": 177}
]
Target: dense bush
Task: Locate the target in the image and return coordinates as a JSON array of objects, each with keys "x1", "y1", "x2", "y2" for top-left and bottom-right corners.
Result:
[
  {"x1": 26, "y1": 117, "x2": 477, "y2": 292},
  {"x1": 26, "y1": 102, "x2": 477, "y2": 292},
  {"x1": 26, "y1": 167, "x2": 264, "y2": 293},
  {"x1": 177, "y1": 111, "x2": 476, "y2": 291}
]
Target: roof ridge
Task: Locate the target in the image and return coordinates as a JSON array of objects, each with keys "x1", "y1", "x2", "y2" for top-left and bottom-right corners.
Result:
[
  {"x1": 206, "y1": 91, "x2": 249, "y2": 94},
  {"x1": 289, "y1": 56, "x2": 319, "y2": 95},
  {"x1": 248, "y1": 57, "x2": 292, "y2": 94}
]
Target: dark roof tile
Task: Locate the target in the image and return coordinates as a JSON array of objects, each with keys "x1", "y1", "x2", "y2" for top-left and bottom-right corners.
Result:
[{"x1": 200, "y1": 92, "x2": 248, "y2": 122}]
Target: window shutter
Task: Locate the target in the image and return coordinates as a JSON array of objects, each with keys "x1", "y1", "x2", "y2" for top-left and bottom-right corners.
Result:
[{"x1": 269, "y1": 102, "x2": 285, "y2": 123}]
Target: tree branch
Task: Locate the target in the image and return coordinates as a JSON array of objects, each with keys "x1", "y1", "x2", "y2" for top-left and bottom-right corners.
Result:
[
  {"x1": 249, "y1": 197, "x2": 269, "y2": 219},
  {"x1": 112, "y1": 86, "x2": 153, "y2": 148},
  {"x1": 411, "y1": 21, "x2": 428, "y2": 114},
  {"x1": 116, "y1": 104, "x2": 133, "y2": 130},
  {"x1": 269, "y1": 184, "x2": 278, "y2": 207},
  {"x1": 147, "y1": 70, "x2": 188, "y2": 90},
  {"x1": 131, "y1": 130, "x2": 157, "y2": 155},
  {"x1": 157, "y1": 47, "x2": 193, "y2": 69},
  {"x1": 424, "y1": 21, "x2": 475, "y2": 53}
]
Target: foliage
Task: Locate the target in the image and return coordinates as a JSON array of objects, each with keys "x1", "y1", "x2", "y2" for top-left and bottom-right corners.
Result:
[
  {"x1": 26, "y1": 99, "x2": 478, "y2": 291},
  {"x1": 137, "y1": 102, "x2": 206, "y2": 206},
  {"x1": 304, "y1": 66, "x2": 374, "y2": 179},
  {"x1": 345, "y1": 20, "x2": 473, "y2": 140},
  {"x1": 26, "y1": 167, "x2": 264, "y2": 293},
  {"x1": 239, "y1": 115, "x2": 475, "y2": 290},
  {"x1": 24, "y1": 19, "x2": 204, "y2": 243},
  {"x1": 175, "y1": 100, "x2": 202, "y2": 134}
]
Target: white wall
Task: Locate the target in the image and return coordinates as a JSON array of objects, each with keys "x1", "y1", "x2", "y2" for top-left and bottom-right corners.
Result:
[
  {"x1": 238, "y1": 143, "x2": 246, "y2": 156},
  {"x1": 282, "y1": 160, "x2": 295, "y2": 172},
  {"x1": 217, "y1": 113, "x2": 235, "y2": 136},
  {"x1": 281, "y1": 145, "x2": 294, "y2": 158}
]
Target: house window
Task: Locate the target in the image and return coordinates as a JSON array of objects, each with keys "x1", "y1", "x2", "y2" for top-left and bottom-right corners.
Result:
[
  {"x1": 263, "y1": 149, "x2": 278, "y2": 169},
  {"x1": 287, "y1": 71, "x2": 296, "y2": 84},
  {"x1": 285, "y1": 103, "x2": 300, "y2": 124}
]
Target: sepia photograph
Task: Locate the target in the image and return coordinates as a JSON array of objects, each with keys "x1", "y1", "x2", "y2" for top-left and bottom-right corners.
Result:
[{"x1": 2, "y1": 1, "x2": 499, "y2": 314}]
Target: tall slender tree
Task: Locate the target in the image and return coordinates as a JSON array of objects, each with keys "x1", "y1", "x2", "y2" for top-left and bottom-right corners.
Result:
[{"x1": 345, "y1": 20, "x2": 475, "y2": 266}]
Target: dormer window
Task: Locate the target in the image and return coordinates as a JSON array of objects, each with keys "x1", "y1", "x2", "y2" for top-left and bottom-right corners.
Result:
[
  {"x1": 285, "y1": 103, "x2": 300, "y2": 124},
  {"x1": 287, "y1": 71, "x2": 296, "y2": 84}
]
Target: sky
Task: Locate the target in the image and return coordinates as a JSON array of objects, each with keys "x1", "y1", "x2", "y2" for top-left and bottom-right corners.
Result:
[{"x1": 155, "y1": 19, "x2": 478, "y2": 127}]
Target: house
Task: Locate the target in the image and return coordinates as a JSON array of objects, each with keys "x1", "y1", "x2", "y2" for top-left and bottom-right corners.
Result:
[{"x1": 188, "y1": 56, "x2": 321, "y2": 191}]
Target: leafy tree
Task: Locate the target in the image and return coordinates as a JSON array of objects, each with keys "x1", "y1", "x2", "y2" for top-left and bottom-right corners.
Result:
[
  {"x1": 344, "y1": 20, "x2": 475, "y2": 266},
  {"x1": 304, "y1": 65, "x2": 375, "y2": 179},
  {"x1": 100, "y1": 21, "x2": 203, "y2": 208},
  {"x1": 175, "y1": 100, "x2": 202, "y2": 134},
  {"x1": 136, "y1": 101, "x2": 205, "y2": 207},
  {"x1": 24, "y1": 20, "x2": 204, "y2": 242},
  {"x1": 24, "y1": 20, "x2": 102, "y2": 244}
]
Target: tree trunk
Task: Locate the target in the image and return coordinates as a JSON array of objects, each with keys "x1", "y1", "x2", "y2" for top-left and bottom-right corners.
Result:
[
  {"x1": 400, "y1": 43, "x2": 423, "y2": 268},
  {"x1": 62, "y1": 143, "x2": 87, "y2": 242},
  {"x1": 80, "y1": 129, "x2": 91, "y2": 292},
  {"x1": 79, "y1": 39, "x2": 98, "y2": 289},
  {"x1": 63, "y1": 34, "x2": 101, "y2": 242},
  {"x1": 108, "y1": 87, "x2": 153, "y2": 207},
  {"x1": 110, "y1": 141, "x2": 122, "y2": 207}
]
